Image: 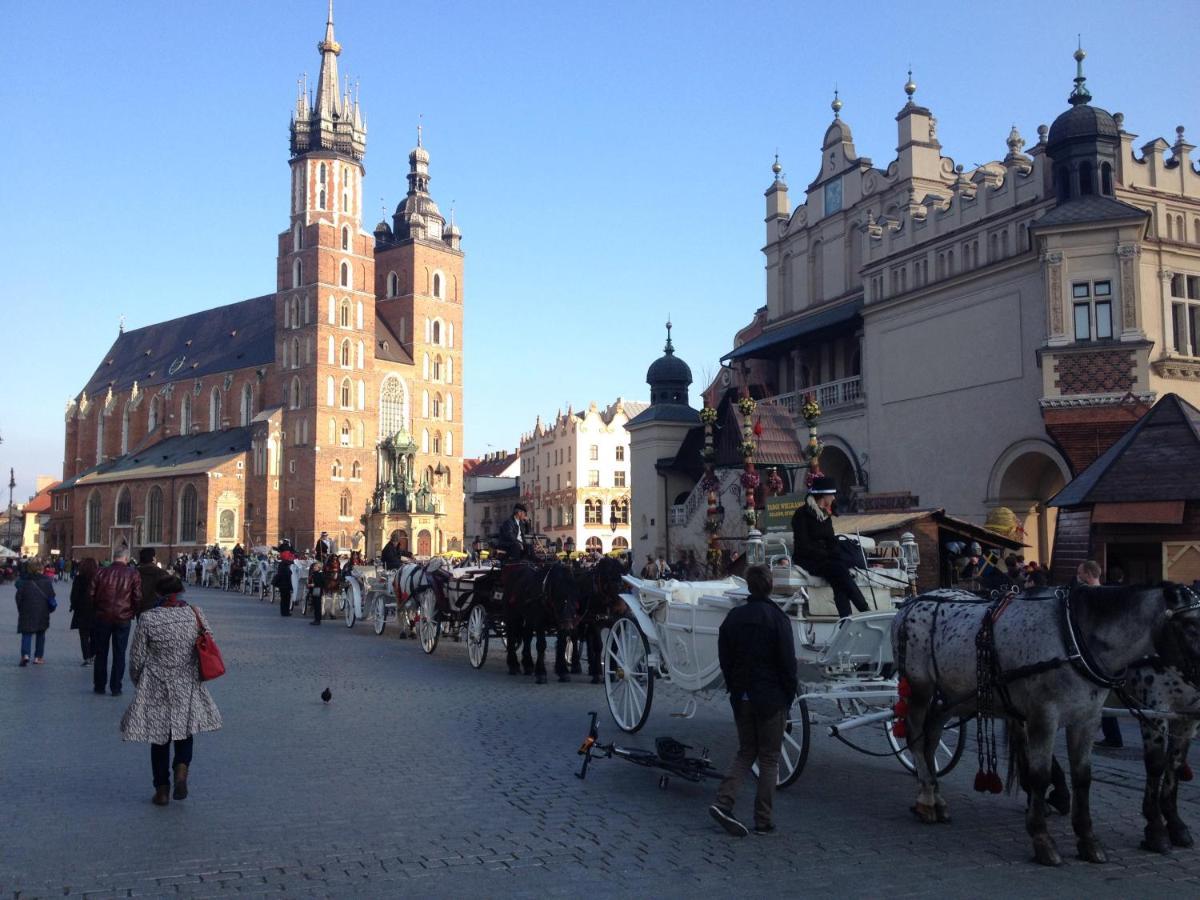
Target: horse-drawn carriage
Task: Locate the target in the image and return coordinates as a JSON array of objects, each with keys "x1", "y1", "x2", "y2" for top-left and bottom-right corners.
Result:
[{"x1": 603, "y1": 530, "x2": 966, "y2": 786}]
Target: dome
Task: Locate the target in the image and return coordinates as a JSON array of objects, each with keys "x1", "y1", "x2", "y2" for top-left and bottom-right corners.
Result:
[
  {"x1": 646, "y1": 349, "x2": 692, "y2": 387},
  {"x1": 374, "y1": 219, "x2": 391, "y2": 235},
  {"x1": 409, "y1": 144, "x2": 430, "y2": 165},
  {"x1": 1047, "y1": 103, "x2": 1118, "y2": 152}
]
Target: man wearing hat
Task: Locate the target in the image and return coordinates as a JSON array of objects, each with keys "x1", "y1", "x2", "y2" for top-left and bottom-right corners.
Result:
[
  {"x1": 496, "y1": 503, "x2": 529, "y2": 562},
  {"x1": 790, "y1": 476, "x2": 869, "y2": 618},
  {"x1": 315, "y1": 532, "x2": 334, "y2": 563}
]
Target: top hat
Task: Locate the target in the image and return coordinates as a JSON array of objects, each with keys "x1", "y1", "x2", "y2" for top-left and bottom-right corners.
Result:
[{"x1": 808, "y1": 475, "x2": 838, "y2": 495}]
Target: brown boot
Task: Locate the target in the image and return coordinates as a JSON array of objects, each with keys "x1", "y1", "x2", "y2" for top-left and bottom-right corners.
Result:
[
  {"x1": 173, "y1": 763, "x2": 189, "y2": 800},
  {"x1": 152, "y1": 785, "x2": 170, "y2": 806}
]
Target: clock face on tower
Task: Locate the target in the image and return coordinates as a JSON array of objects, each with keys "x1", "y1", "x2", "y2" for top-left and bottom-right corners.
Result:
[{"x1": 824, "y1": 177, "x2": 843, "y2": 216}]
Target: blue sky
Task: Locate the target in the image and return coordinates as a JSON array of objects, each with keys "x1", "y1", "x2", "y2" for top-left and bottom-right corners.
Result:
[{"x1": 2, "y1": 0, "x2": 1195, "y2": 503}]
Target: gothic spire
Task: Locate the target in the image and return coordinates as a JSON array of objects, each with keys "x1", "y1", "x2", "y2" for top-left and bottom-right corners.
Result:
[
  {"x1": 289, "y1": 0, "x2": 365, "y2": 160},
  {"x1": 315, "y1": 0, "x2": 342, "y2": 120}
]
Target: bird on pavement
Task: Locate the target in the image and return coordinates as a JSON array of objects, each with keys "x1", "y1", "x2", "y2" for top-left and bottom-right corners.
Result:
[{"x1": 321, "y1": 687, "x2": 332, "y2": 703}]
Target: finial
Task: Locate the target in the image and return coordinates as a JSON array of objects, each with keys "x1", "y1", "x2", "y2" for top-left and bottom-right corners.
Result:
[
  {"x1": 831, "y1": 87, "x2": 842, "y2": 118},
  {"x1": 1069, "y1": 38, "x2": 1091, "y2": 106},
  {"x1": 327, "y1": 0, "x2": 334, "y2": 25},
  {"x1": 1006, "y1": 124, "x2": 1025, "y2": 154},
  {"x1": 664, "y1": 317, "x2": 674, "y2": 354},
  {"x1": 417, "y1": 116, "x2": 423, "y2": 147},
  {"x1": 772, "y1": 152, "x2": 782, "y2": 179},
  {"x1": 904, "y1": 67, "x2": 916, "y2": 100},
  {"x1": 119, "y1": 314, "x2": 125, "y2": 334}
]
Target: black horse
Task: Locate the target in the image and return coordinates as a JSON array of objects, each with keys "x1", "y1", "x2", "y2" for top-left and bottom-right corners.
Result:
[
  {"x1": 569, "y1": 557, "x2": 627, "y2": 684},
  {"x1": 504, "y1": 562, "x2": 579, "y2": 684}
]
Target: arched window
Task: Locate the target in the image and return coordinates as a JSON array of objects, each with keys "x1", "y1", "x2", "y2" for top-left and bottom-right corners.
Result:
[
  {"x1": 379, "y1": 376, "x2": 409, "y2": 440},
  {"x1": 331, "y1": 459, "x2": 343, "y2": 479},
  {"x1": 290, "y1": 297, "x2": 300, "y2": 329},
  {"x1": 1055, "y1": 165, "x2": 1070, "y2": 203},
  {"x1": 1079, "y1": 161, "x2": 1094, "y2": 196},
  {"x1": 340, "y1": 262, "x2": 349, "y2": 288},
  {"x1": 422, "y1": 354, "x2": 430, "y2": 380},
  {"x1": 325, "y1": 375, "x2": 335, "y2": 406},
  {"x1": 120, "y1": 404, "x2": 130, "y2": 455},
  {"x1": 339, "y1": 489, "x2": 352, "y2": 517},
  {"x1": 86, "y1": 490, "x2": 102, "y2": 544},
  {"x1": 209, "y1": 388, "x2": 222, "y2": 431},
  {"x1": 292, "y1": 258, "x2": 302, "y2": 288},
  {"x1": 351, "y1": 460, "x2": 362, "y2": 480},
  {"x1": 340, "y1": 339, "x2": 352, "y2": 368},
  {"x1": 445, "y1": 431, "x2": 453, "y2": 456},
  {"x1": 446, "y1": 357, "x2": 453, "y2": 384},
  {"x1": 241, "y1": 384, "x2": 254, "y2": 426},
  {"x1": 433, "y1": 432, "x2": 441, "y2": 455},
  {"x1": 432, "y1": 393, "x2": 442, "y2": 418},
  {"x1": 387, "y1": 271, "x2": 398, "y2": 297},
  {"x1": 290, "y1": 377, "x2": 302, "y2": 410},
  {"x1": 115, "y1": 488, "x2": 132, "y2": 525},
  {"x1": 448, "y1": 323, "x2": 454, "y2": 348},
  {"x1": 340, "y1": 300, "x2": 351, "y2": 328},
  {"x1": 95, "y1": 410, "x2": 106, "y2": 464},
  {"x1": 356, "y1": 421, "x2": 364, "y2": 447},
  {"x1": 357, "y1": 379, "x2": 365, "y2": 410},
  {"x1": 432, "y1": 320, "x2": 441, "y2": 345},
  {"x1": 610, "y1": 498, "x2": 629, "y2": 525},
  {"x1": 291, "y1": 337, "x2": 300, "y2": 369},
  {"x1": 146, "y1": 486, "x2": 164, "y2": 544},
  {"x1": 356, "y1": 340, "x2": 364, "y2": 369},
  {"x1": 433, "y1": 355, "x2": 442, "y2": 380},
  {"x1": 328, "y1": 417, "x2": 336, "y2": 445},
  {"x1": 180, "y1": 394, "x2": 192, "y2": 435},
  {"x1": 148, "y1": 395, "x2": 161, "y2": 431},
  {"x1": 421, "y1": 429, "x2": 429, "y2": 453},
  {"x1": 445, "y1": 394, "x2": 453, "y2": 421},
  {"x1": 422, "y1": 390, "x2": 429, "y2": 418},
  {"x1": 340, "y1": 420, "x2": 352, "y2": 447},
  {"x1": 292, "y1": 223, "x2": 302, "y2": 252},
  {"x1": 356, "y1": 301, "x2": 363, "y2": 329},
  {"x1": 179, "y1": 484, "x2": 198, "y2": 544},
  {"x1": 340, "y1": 378, "x2": 352, "y2": 409},
  {"x1": 341, "y1": 226, "x2": 349, "y2": 251},
  {"x1": 433, "y1": 272, "x2": 442, "y2": 298},
  {"x1": 327, "y1": 296, "x2": 335, "y2": 324}
]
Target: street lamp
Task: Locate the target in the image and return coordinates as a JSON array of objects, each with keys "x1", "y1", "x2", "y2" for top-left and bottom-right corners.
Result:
[{"x1": 6, "y1": 468, "x2": 14, "y2": 552}]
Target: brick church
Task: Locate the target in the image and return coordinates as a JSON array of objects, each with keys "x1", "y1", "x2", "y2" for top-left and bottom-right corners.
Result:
[{"x1": 49, "y1": 6, "x2": 464, "y2": 560}]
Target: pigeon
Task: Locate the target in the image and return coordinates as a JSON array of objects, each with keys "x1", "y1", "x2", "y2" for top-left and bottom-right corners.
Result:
[{"x1": 321, "y1": 687, "x2": 332, "y2": 703}]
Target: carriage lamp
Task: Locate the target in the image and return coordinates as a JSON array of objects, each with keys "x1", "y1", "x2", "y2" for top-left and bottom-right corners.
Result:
[
  {"x1": 745, "y1": 528, "x2": 766, "y2": 566},
  {"x1": 900, "y1": 532, "x2": 919, "y2": 580}
]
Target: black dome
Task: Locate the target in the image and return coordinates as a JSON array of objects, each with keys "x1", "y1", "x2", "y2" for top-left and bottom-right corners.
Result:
[
  {"x1": 647, "y1": 349, "x2": 692, "y2": 387},
  {"x1": 1047, "y1": 103, "x2": 1119, "y2": 152}
]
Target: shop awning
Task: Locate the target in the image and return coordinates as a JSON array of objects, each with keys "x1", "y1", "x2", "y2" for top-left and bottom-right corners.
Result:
[{"x1": 722, "y1": 298, "x2": 863, "y2": 362}]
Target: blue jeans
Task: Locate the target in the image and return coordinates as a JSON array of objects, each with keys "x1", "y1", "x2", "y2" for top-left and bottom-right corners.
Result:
[
  {"x1": 92, "y1": 621, "x2": 132, "y2": 694},
  {"x1": 20, "y1": 631, "x2": 46, "y2": 659}
]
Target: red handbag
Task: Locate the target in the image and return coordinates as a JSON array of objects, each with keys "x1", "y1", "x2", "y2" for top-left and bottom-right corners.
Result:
[{"x1": 191, "y1": 606, "x2": 226, "y2": 682}]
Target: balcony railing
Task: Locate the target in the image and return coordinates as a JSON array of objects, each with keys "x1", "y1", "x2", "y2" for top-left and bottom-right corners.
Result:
[{"x1": 762, "y1": 375, "x2": 864, "y2": 416}]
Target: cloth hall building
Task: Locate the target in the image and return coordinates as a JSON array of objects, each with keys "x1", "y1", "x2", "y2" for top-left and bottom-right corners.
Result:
[{"x1": 49, "y1": 8, "x2": 465, "y2": 559}]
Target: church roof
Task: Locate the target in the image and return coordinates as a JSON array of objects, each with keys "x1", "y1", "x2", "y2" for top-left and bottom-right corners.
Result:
[
  {"x1": 1030, "y1": 194, "x2": 1147, "y2": 230},
  {"x1": 66, "y1": 426, "x2": 255, "y2": 488},
  {"x1": 374, "y1": 305, "x2": 415, "y2": 364},
  {"x1": 1049, "y1": 394, "x2": 1200, "y2": 507},
  {"x1": 81, "y1": 295, "x2": 276, "y2": 398}
]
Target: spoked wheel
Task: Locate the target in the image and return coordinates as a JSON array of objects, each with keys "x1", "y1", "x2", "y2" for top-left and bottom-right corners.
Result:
[
  {"x1": 887, "y1": 715, "x2": 968, "y2": 776},
  {"x1": 467, "y1": 604, "x2": 489, "y2": 669},
  {"x1": 372, "y1": 594, "x2": 387, "y2": 635},
  {"x1": 344, "y1": 590, "x2": 356, "y2": 627},
  {"x1": 752, "y1": 699, "x2": 811, "y2": 788},
  {"x1": 418, "y1": 591, "x2": 439, "y2": 654},
  {"x1": 603, "y1": 616, "x2": 654, "y2": 733}
]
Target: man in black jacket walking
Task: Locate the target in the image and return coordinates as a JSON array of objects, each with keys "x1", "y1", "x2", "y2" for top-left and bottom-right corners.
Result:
[
  {"x1": 790, "y1": 475, "x2": 869, "y2": 618},
  {"x1": 709, "y1": 565, "x2": 798, "y2": 837}
]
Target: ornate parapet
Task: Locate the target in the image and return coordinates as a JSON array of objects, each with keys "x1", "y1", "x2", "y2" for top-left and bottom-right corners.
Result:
[{"x1": 1151, "y1": 357, "x2": 1200, "y2": 381}]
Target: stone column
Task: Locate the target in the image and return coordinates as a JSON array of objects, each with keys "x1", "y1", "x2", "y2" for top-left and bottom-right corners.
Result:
[
  {"x1": 1117, "y1": 243, "x2": 1143, "y2": 339},
  {"x1": 1043, "y1": 250, "x2": 1067, "y2": 345}
]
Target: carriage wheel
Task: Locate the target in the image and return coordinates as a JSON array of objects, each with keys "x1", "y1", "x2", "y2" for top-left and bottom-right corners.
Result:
[
  {"x1": 887, "y1": 716, "x2": 967, "y2": 776},
  {"x1": 344, "y1": 590, "x2": 356, "y2": 628},
  {"x1": 467, "y1": 604, "x2": 489, "y2": 669},
  {"x1": 604, "y1": 616, "x2": 654, "y2": 733},
  {"x1": 418, "y1": 591, "x2": 439, "y2": 654},
  {"x1": 372, "y1": 594, "x2": 387, "y2": 636},
  {"x1": 753, "y1": 699, "x2": 810, "y2": 788}
]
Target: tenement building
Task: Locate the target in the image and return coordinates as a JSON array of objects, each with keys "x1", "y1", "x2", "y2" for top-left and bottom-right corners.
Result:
[
  {"x1": 715, "y1": 50, "x2": 1200, "y2": 565},
  {"x1": 48, "y1": 7, "x2": 464, "y2": 559},
  {"x1": 519, "y1": 399, "x2": 646, "y2": 555}
]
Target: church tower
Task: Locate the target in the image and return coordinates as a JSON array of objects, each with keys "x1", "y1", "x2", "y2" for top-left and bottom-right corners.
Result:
[
  {"x1": 372, "y1": 131, "x2": 465, "y2": 555},
  {"x1": 275, "y1": 1, "x2": 375, "y2": 549}
]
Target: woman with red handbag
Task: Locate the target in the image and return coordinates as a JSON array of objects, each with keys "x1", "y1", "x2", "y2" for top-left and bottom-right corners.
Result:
[{"x1": 119, "y1": 575, "x2": 223, "y2": 806}]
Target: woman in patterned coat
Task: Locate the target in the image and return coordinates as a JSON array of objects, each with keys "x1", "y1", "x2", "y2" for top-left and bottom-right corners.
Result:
[{"x1": 120, "y1": 575, "x2": 222, "y2": 806}]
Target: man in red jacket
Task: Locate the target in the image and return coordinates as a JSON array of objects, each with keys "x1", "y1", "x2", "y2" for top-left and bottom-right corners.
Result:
[{"x1": 89, "y1": 547, "x2": 142, "y2": 696}]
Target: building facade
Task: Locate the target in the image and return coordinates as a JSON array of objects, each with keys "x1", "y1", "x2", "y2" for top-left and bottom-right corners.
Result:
[
  {"x1": 49, "y1": 7, "x2": 465, "y2": 560},
  {"x1": 519, "y1": 400, "x2": 645, "y2": 554},
  {"x1": 463, "y1": 450, "x2": 520, "y2": 547},
  {"x1": 719, "y1": 52, "x2": 1200, "y2": 564}
]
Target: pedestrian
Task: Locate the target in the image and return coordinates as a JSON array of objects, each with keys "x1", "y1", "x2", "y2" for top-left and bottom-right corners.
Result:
[
  {"x1": 790, "y1": 475, "x2": 869, "y2": 617},
  {"x1": 119, "y1": 575, "x2": 222, "y2": 806},
  {"x1": 70, "y1": 557, "x2": 99, "y2": 666},
  {"x1": 640, "y1": 554, "x2": 657, "y2": 579},
  {"x1": 15, "y1": 561, "x2": 57, "y2": 666},
  {"x1": 89, "y1": 546, "x2": 142, "y2": 696},
  {"x1": 709, "y1": 564, "x2": 797, "y2": 837},
  {"x1": 274, "y1": 541, "x2": 295, "y2": 616},
  {"x1": 136, "y1": 547, "x2": 167, "y2": 617}
]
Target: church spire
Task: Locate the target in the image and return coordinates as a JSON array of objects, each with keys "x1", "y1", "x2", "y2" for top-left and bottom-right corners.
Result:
[
  {"x1": 290, "y1": 0, "x2": 365, "y2": 160},
  {"x1": 315, "y1": 0, "x2": 342, "y2": 120}
]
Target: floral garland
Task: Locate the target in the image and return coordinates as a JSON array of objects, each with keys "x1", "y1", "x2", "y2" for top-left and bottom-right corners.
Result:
[
  {"x1": 739, "y1": 393, "x2": 758, "y2": 529},
  {"x1": 699, "y1": 404, "x2": 722, "y2": 563},
  {"x1": 801, "y1": 392, "x2": 824, "y2": 489}
]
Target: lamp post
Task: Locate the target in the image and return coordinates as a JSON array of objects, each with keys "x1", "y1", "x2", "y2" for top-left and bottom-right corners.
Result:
[{"x1": 6, "y1": 468, "x2": 14, "y2": 553}]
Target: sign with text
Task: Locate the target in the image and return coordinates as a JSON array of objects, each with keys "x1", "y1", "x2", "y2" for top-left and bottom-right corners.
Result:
[{"x1": 763, "y1": 493, "x2": 804, "y2": 531}]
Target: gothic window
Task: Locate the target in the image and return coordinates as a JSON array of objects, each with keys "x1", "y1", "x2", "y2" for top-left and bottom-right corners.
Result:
[
  {"x1": 340, "y1": 339, "x2": 352, "y2": 368},
  {"x1": 356, "y1": 340, "x2": 364, "y2": 369},
  {"x1": 292, "y1": 259, "x2": 302, "y2": 288},
  {"x1": 341, "y1": 420, "x2": 352, "y2": 447},
  {"x1": 179, "y1": 484, "x2": 198, "y2": 544},
  {"x1": 325, "y1": 375, "x2": 335, "y2": 406},
  {"x1": 86, "y1": 490, "x2": 102, "y2": 545},
  {"x1": 340, "y1": 300, "x2": 352, "y2": 328},
  {"x1": 422, "y1": 429, "x2": 429, "y2": 453},
  {"x1": 241, "y1": 384, "x2": 253, "y2": 426},
  {"x1": 422, "y1": 354, "x2": 430, "y2": 380},
  {"x1": 319, "y1": 162, "x2": 326, "y2": 185},
  {"x1": 445, "y1": 357, "x2": 453, "y2": 384},
  {"x1": 432, "y1": 393, "x2": 442, "y2": 418},
  {"x1": 422, "y1": 390, "x2": 429, "y2": 418},
  {"x1": 209, "y1": 389, "x2": 222, "y2": 431},
  {"x1": 340, "y1": 262, "x2": 349, "y2": 288},
  {"x1": 432, "y1": 320, "x2": 441, "y2": 345},
  {"x1": 356, "y1": 301, "x2": 363, "y2": 329},
  {"x1": 120, "y1": 404, "x2": 130, "y2": 455},
  {"x1": 291, "y1": 338, "x2": 300, "y2": 369},
  {"x1": 445, "y1": 431, "x2": 453, "y2": 456},
  {"x1": 332, "y1": 459, "x2": 343, "y2": 479},
  {"x1": 148, "y1": 395, "x2": 161, "y2": 431},
  {"x1": 339, "y1": 489, "x2": 352, "y2": 517},
  {"x1": 328, "y1": 296, "x2": 336, "y2": 324},
  {"x1": 340, "y1": 378, "x2": 352, "y2": 409},
  {"x1": 115, "y1": 488, "x2": 132, "y2": 526},
  {"x1": 146, "y1": 486, "x2": 163, "y2": 544},
  {"x1": 379, "y1": 376, "x2": 409, "y2": 440},
  {"x1": 433, "y1": 432, "x2": 441, "y2": 455},
  {"x1": 327, "y1": 335, "x2": 335, "y2": 364},
  {"x1": 342, "y1": 226, "x2": 349, "y2": 251},
  {"x1": 357, "y1": 379, "x2": 365, "y2": 410},
  {"x1": 452, "y1": 275, "x2": 458, "y2": 302},
  {"x1": 387, "y1": 271, "x2": 398, "y2": 297},
  {"x1": 433, "y1": 355, "x2": 442, "y2": 380},
  {"x1": 292, "y1": 223, "x2": 302, "y2": 252},
  {"x1": 290, "y1": 297, "x2": 301, "y2": 328},
  {"x1": 351, "y1": 460, "x2": 362, "y2": 480},
  {"x1": 319, "y1": 189, "x2": 326, "y2": 209},
  {"x1": 433, "y1": 272, "x2": 442, "y2": 298},
  {"x1": 180, "y1": 394, "x2": 192, "y2": 435},
  {"x1": 445, "y1": 394, "x2": 453, "y2": 422},
  {"x1": 290, "y1": 377, "x2": 302, "y2": 410}
]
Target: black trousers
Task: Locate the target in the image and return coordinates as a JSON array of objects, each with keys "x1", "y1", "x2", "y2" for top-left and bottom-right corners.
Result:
[
  {"x1": 77, "y1": 627, "x2": 92, "y2": 661},
  {"x1": 151, "y1": 737, "x2": 194, "y2": 787},
  {"x1": 278, "y1": 586, "x2": 292, "y2": 615},
  {"x1": 311, "y1": 586, "x2": 323, "y2": 623},
  {"x1": 801, "y1": 558, "x2": 869, "y2": 618}
]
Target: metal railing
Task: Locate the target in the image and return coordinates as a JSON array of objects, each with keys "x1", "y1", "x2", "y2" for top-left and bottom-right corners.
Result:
[{"x1": 761, "y1": 375, "x2": 864, "y2": 415}]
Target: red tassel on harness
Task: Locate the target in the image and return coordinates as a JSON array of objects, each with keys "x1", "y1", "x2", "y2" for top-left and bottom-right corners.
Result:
[
  {"x1": 891, "y1": 719, "x2": 906, "y2": 739},
  {"x1": 1179, "y1": 762, "x2": 1194, "y2": 782},
  {"x1": 897, "y1": 677, "x2": 912, "y2": 699},
  {"x1": 986, "y1": 771, "x2": 1004, "y2": 794},
  {"x1": 893, "y1": 699, "x2": 909, "y2": 718},
  {"x1": 974, "y1": 769, "x2": 988, "y2": 792}
]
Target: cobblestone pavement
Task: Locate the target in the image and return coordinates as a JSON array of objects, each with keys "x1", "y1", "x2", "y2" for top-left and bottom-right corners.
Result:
[{"x1": 4, "y1": 581, "x2": 1200, "y2": 898}]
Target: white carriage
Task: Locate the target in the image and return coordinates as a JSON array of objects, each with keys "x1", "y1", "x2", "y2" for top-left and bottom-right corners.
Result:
[{"x1": 602, "y1": 530, "x2": 966, "y2": 785}]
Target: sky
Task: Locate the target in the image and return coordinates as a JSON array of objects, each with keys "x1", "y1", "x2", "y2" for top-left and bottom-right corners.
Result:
[{"x1": 2, "y1": 0, "x2": 1196, "y2": 504}]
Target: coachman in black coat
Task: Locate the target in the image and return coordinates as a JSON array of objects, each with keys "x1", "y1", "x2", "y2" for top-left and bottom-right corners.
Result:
[{"x1": 790, "y1": 477, "x2": 869, "y2": 619}]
